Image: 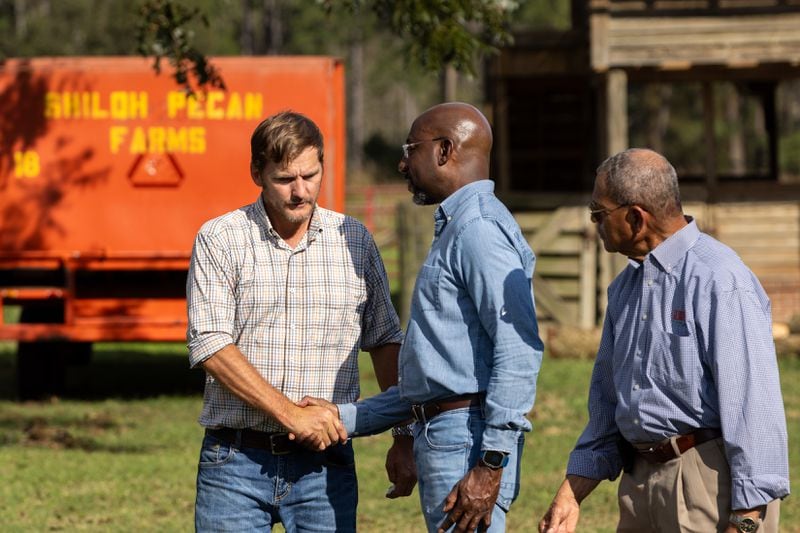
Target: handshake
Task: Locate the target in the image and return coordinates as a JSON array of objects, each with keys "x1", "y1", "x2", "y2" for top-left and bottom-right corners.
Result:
[
  {"x1": 284, "y1": 396, "x2": 345, "y2": 451},
  {"x1": 286, "y1": 396, "x2": 417, "y2": 499}
]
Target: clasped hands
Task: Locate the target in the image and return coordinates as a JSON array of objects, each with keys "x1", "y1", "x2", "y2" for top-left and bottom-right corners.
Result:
[{"x1": 290, "y1": 396, "x2": 417, "y2": 500}]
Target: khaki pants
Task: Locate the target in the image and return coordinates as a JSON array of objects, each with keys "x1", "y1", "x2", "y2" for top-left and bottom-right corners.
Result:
[{"x1": 618, "y1": 437, "x2": 780, "y2": 532}]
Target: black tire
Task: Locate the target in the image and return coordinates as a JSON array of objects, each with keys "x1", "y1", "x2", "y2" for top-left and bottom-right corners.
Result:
[{"x1": 15, "y1": 303, "x2": 92, "y2": 400}]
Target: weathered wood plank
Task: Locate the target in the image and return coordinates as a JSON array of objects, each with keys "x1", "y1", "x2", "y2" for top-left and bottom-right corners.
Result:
[
  {"x1": 600, "y1": 13, "x2": 800, "y2": 68},
  {"x1": 533, "y1": 275, "x2": 577, "y2": 324}
]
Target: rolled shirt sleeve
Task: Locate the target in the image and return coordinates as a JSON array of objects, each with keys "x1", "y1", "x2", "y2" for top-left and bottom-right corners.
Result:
[
  {"x1": 455, "y1": 219, "x2": 543, "y2": 453},
  {"x1": 710, "y1": 286, "x2": 790, "y2": 508},
  {"x1": 186, "y1": 229, "x2": 237, "y2": 367}
]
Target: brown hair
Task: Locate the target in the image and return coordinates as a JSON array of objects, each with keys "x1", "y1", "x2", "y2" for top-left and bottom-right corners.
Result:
[{"x1": 250, "y1": 111, "x2": 324, "y2": 173}]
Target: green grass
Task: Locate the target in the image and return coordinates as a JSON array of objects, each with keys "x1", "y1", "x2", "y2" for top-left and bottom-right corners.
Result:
[{"x1": 0, "y1": 343, "x2": 797, "y2": 532}]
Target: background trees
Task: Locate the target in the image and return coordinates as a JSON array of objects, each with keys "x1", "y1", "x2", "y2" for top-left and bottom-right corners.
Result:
[{"x1": 0, "y1": 0, "x2": 568, "y2": 182}]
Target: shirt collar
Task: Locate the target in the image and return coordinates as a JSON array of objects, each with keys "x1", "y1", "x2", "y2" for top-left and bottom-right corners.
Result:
[
  {"x1": 434, "y1": 180, "x2": 494, "y2": 230},
  {"x1": 647, "y1": 216, "x2": 699, "y2": 273}
]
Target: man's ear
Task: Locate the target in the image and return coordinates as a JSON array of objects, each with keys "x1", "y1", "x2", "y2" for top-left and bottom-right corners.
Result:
[
  {"x1": 628, "y1": 205, "x2": 646, "y2": 235},
  {"x1": 437, "y1": 139, "x2": 453, "y2": 166},
  {"x1": 250, "y1": 165, "x2": 262, "y2": 187}
]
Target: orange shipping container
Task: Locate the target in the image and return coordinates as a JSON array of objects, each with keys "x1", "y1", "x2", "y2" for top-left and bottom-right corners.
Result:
[{"x1": 0, "y1": 56, "x2": 346, "y2": 397}]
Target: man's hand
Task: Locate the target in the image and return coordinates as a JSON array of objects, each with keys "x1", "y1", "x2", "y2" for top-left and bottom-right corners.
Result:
[
  {"x1": 385, "y1": 436, "x2": 417, "y2": 498},
  {"x1": 297, "y1": 395, "x2": 339, "y2": 416},
  {"x1": 438, "y1": 465, "x2": 501, "y2": 532},
  {"x1": 539, "y1": 476, "x2": 595, "y2": 533},
  {"x1": 286, "y1": 398, "x2": 347, "y2": 451}
]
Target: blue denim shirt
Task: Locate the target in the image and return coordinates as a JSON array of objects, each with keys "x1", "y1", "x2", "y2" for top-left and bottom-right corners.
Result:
[
  {"x1": 339, "y1": 180, "x2": 544, "y2": 453},
  {"x1": 567, "y1": 219, "x2": 790, "y2": 509}
]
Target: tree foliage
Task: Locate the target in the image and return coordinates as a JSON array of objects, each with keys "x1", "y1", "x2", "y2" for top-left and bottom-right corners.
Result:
[
  {"x1": 136, "y1": 0, "x2": 225, "y2": 93},
  {"x1": 322, "y1": 0, "x2": 517, "y2": 76}
]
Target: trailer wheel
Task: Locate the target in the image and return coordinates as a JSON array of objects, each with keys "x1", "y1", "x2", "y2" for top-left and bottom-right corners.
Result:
[{"x1": 16, "y1": 304, "x2": 92, "y2": 400}]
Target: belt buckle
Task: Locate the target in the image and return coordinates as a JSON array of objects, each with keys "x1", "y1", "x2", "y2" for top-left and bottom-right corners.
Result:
[
  {"x1": 411, "y1": 404, "x2": 426, "y2": 424},
  {"x1": 269, "y1": 433, "x2": 292, "y2": 455}
]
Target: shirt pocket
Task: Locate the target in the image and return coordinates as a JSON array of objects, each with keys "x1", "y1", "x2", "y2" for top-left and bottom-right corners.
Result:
[
  {"x1": 312, "y1": 284, "x2": 364, "y2": 350},
  {"x1": 647, "y1": 329, "x2": 701, "y2": 394},
  {"x1": 413, "y1": 264, "x2": 441, "y2": 312}
]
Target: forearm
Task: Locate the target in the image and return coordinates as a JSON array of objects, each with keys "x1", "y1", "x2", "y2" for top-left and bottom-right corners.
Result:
[
  {"x1": 201, "y1": 343, "x2": 297, "y2": 428},
  {"x1": 368, "y1": 343, "x2": 401, "y2": 391},
  {"x1": 338, "y1": 386, "x2": 413, "y2": 436},
  {"x1": 562, "y1": 475, "x2": 601, "y2": 504}
]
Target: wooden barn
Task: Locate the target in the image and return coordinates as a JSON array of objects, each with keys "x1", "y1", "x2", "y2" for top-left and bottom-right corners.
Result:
[{"x1": 473, "y1": 0, "x2": 800, "y2": 329}]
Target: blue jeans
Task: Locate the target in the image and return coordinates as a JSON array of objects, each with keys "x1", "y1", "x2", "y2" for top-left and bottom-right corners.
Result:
[
  {"x1": 413, "y1": 407, "x2": 523, "y2": 532},
  {"x1": 194, "y1": 432, "x2": 357, "y2": 532}
]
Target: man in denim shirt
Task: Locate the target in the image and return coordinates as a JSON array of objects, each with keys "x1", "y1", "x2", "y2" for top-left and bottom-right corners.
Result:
[
  {"x1": 307, "y1": 102, "x2": 544, "y2": 532},
  {"x1": 539, "y1": 149, "x2": 789, "y2": 533}
]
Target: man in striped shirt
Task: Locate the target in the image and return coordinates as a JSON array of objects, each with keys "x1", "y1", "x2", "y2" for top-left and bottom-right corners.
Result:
[
  {"x1": 186, "y1": 111, "x2": 407, "y2": 532},
  {"x1": 539, "y1": 149, "x2": 789, "y2": 533}
]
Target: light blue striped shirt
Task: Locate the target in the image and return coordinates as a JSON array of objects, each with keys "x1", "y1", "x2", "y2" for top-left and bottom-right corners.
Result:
[{"x1": 567, "y1": 219, "x2": 790, "y2": 509}]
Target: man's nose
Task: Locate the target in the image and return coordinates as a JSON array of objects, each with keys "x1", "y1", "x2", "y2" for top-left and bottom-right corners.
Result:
[
  {"x1": 290, "y1": 176, "x2": 306, "y2": 197},
  {"x1": 398, "y1": 158, "x2": 407, "y2": 174}
]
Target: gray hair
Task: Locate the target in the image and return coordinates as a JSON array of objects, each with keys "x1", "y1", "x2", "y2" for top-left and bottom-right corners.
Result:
[{"x1": 597, "y1": 148, "x2": 682, "y2": 218}]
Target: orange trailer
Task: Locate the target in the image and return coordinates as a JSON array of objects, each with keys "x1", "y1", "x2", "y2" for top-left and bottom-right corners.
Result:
[{"x1": 0, "y1": 56, "x2": 346, "y2": 397}]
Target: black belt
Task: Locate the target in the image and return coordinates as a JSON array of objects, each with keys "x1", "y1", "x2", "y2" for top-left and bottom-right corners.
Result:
[
  {"x1": 411, "y1": 393, "x2": 484, "y2": 424},
  {"x1": 206, "y1": 428, "x2": 298, "y2": 455},
  {"x1": 635, "y1": 428, "x2": 722, "y2": 464}
]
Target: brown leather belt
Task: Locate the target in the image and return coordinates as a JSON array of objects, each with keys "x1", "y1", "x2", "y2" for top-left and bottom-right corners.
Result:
[
  {"x1": 411, "y1": 393, "x2": 484, "y2": 424},
  {"x1": 206, "y1": 428, "x2": 298, "y2": 455},
  {"x1": 635, "y1": 428, "x2": 722, "y2": 464}
]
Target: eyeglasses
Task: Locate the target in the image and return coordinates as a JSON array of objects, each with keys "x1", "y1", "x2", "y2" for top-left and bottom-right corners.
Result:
[
  {"x1": 401, "y1": 137, "x2": 448, "y2": 159},
  {"x1": 589, "y1": 202, "x2": 629, "y2": 223}
]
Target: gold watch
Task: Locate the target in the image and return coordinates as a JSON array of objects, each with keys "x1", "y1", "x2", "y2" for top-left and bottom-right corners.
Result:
[{"x1": 729, "y1": 513, "x2": 761, "y2": 533}]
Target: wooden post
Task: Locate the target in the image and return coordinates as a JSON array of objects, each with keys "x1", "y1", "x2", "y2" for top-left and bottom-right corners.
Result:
[
  {"x1": 579, "y1": 219, "x2": 598, "y2": 328},
  {"x1": 495, "y1": 79, "x2": 511, "y2": 196},
  {"x1": 396, "y1": 202, "x2": 435, "y2": 324},
  {"x1": 606, "y1": 69, "x2": 628, "y2": 157},
  {"x1": 703, "y1": 82, "x2": 718, "y2": 202}
]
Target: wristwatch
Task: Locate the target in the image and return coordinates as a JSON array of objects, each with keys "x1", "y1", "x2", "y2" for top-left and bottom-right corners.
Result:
[
  {"x1": 729, "y1": 513, "x2": 761, "y2": 533},
  {"x1": 479, "y1": 450, "x2": 509, "y2": 470},
  {"x1": 390, "y1": 423, "x2": 414, "y2": 437}
]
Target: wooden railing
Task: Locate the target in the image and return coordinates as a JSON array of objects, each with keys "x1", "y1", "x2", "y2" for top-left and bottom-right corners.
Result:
[{"x1": 595, "y1": 0, "x2": 800, "y2": 16}]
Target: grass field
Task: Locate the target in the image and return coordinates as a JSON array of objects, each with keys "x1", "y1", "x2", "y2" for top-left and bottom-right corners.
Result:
[{"x1": 0, "y1": 342, "x2": 797, "y2": 532}]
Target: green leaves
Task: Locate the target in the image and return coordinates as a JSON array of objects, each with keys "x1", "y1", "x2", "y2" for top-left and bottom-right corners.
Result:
[
  {"x1": 136, "y1": 0, "x2": 225, "y2": 94},
  {"x1": 314, "y1": 0, "x2": 518, "y2": 75}
]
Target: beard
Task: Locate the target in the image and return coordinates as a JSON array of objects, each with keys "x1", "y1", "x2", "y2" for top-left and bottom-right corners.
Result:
[
  {"x1": 406, "y1": 175, "x2": 434, "y2": 206},
  {"x1": 265, "y1": 194, "x2": 316, "y2": 225}
]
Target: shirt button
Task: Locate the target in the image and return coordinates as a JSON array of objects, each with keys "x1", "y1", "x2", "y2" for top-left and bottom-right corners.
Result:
[
  {"x1": 641, "y1": 313, "x2": 648, "y2": 320},
  {"x1": 647, "y1": 280, "x2": 654, "y2": 286},
  {"x1": 633, "y1": 383, "x2": 640, "y2": 391},
  {"x1": 288, "y1": 288, "x2": 296, "y2": 294},
  {"x1": 633, "y1": 418, "x2": 639, "y2": 425},
  {"x1": 290, "y1": 323, "x2": 296, "y2": 330}
]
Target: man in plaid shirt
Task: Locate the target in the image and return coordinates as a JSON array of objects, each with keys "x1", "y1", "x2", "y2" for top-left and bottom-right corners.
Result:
[{"x1": 186, "y1": 111, "x2": 408, "y2": 532}]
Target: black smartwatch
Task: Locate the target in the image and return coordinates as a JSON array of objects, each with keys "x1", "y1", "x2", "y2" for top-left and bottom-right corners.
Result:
[{"x1": 479, "y1": 450, "x2": 509, "y2": 470}]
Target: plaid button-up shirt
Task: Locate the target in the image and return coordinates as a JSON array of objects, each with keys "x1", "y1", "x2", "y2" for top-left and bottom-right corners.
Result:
[{"x1": 187, "y1": 197, "x2": 403, "y2": 432}]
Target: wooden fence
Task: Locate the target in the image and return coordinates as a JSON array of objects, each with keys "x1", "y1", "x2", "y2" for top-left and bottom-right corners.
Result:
[{"x1": 395, "y1": 199, "x2": 800, "y2": 327}]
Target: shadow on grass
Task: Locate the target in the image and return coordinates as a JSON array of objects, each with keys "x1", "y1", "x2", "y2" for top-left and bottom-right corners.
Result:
[
  {"x1": 0, "y1": 412, "x2": 157, "y2": 453},
  {"x1": 0, "y1": 342, "x2": 205, "y2": 401}
]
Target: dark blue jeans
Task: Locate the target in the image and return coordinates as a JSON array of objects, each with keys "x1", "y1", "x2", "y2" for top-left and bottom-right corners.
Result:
[{"x1": 195, "y1": 432, "x2": 357, "y2": 532}]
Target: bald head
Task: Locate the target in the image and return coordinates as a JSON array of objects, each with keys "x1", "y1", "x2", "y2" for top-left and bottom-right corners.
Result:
[
  {"x1": 413, "y1": 102, "x2": 493, "y2": 178},
  {"x1": 597, "y1": 148, "x2": 682, "y2": 219}
]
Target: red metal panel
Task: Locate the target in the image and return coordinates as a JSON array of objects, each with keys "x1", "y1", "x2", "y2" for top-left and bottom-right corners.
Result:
[
  {"x1": 0, "y1": 56, "x2": 346, "y2": 256},
  {"x1": 0, "y1": 56, "x2": 347, "y2": 343}
]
